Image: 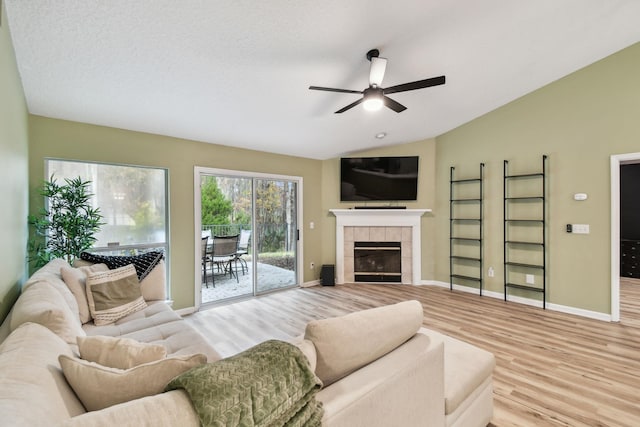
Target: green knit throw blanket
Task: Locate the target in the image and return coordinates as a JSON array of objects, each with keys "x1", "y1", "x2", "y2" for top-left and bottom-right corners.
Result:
[{"x1": 166, "y1": 340, "x2": 323, "y2": 427}]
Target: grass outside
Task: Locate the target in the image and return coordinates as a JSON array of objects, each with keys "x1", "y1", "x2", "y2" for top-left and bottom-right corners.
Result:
[{"x1": 243, "y1": 251, "x2": 295, "y2": 270}]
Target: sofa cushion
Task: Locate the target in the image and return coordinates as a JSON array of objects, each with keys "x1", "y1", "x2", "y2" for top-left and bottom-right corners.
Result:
[
  {"x1": 120, "y1": 319, "x2": 223, "y2": 363},
  {"x1": 418, "y1": 328, "x2": 496, "y2": 416},
  {"x1": 289, "y1": 335, "x2": 317, "y2": 372},
  {"x1": 24, "y1": 258, "x2": 82, "y2": 322},
  {"x1": 24, "y1": 258, "x2": 72, "y2": 289},
  {"x1": 59, "y1": 352, "x2": 207, "y2": 411},
  {"x1": 0, "y1": 322, "x2": 86, "y2": 426},
  {"x1": 61, "y1": 263, "x2": 110, "y2": 324},
  {"x1": 10, "y1": 281, "x2": 86, "y2": 344},
  {"x1": 83, "y1": 301, "x2": 182, "y2": 336},
  {"x1": 59, "y1": 390, "x2": 201, "y2": 427},
  {"x1": 316, "y1": 333, "x2": 443, "y2": 427},
  {"x1": 304, "y1": 300, "x2": 423, "y2": 386},
  {"x1": 78, "y1": 335, "x2": 167, "y2": 369},
  {"x1": 86, "y1": 264, "x2": 147, "y2": 326}
]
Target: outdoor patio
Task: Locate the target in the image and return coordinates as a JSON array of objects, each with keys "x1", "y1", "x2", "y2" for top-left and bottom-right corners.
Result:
[{"x1": 201, "y1": 261, "x2": 297, "y2": 304}]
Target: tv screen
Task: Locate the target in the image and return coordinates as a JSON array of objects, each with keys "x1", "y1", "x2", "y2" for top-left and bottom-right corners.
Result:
[{"x1": 340, "y1": 156, "x2": 419, "y2": 202}]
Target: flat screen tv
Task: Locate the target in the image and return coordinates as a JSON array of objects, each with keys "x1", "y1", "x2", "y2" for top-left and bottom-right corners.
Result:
[{"x1": 340, "y1": 156, "x2": 419, "y2": 202}]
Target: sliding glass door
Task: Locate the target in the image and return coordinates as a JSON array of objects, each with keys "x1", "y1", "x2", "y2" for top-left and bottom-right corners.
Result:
[
  {"x1": 199, "y1": 173, "x2": 253, "y2": 303},
  {"x1": 255, "y1": 178, "x2": 297, "y2": 293},
  {"x1": 195, "y1": 168, "x2": 301, "y2": 306}
]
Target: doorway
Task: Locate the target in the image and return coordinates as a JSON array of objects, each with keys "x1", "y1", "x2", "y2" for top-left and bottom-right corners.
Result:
[
  {"x1": 194, "y1": 167, "x2": 302, "y2": 308},
  {"x1": 610, "y1": 152, "x2": 640, "y2": 322}
]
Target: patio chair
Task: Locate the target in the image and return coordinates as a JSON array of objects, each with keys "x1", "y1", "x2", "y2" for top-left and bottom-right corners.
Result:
[
  {"x1": 235, "y1": 229, "x2": 251, "y2": 275},
  {"x1": 212, "y1": 235, "x2": 240, "y2": 285},
  {"x1": 201, "y1": 236, "x2": 212, "y2": 288}
]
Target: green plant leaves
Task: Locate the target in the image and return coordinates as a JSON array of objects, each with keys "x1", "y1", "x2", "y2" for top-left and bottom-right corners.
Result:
[{"x1": 27, "y1": 175, "x2": 104, "y2": 268}]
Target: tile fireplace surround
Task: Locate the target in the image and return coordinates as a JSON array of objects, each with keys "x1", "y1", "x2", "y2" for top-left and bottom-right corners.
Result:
[{"x1": 330, "y1": 209, "x2": 430, "y2": 284}]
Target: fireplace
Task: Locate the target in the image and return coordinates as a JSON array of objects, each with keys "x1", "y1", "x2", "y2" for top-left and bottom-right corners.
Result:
[
  {"x1": 354, "y1": 241, "x2": 402, "y2": 282},
  {"x1": 330, "y1": 209, "x2": 430, "y2": 285}
]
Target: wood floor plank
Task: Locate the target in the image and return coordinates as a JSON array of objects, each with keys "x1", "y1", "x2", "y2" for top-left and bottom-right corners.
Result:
[{"x1": 184, "y1": 282, "x2": 640, "y2": 426}]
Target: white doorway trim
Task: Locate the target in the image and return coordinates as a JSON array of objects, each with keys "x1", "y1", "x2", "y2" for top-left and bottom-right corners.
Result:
[
  {"x1": 193, "y1": 166, "x2": 304, "y2": 311},
  {"x1": 610, "y1": 152, "x2": 640, "y2": 322}
]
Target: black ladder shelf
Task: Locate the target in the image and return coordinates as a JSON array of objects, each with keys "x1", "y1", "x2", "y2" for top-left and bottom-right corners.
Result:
[
  {"x1": 449, "y1": 163, "x2": 484, "y2": 295},
  {"x1": 503, "y1": 155, "x2": 548, "y2": 308}
]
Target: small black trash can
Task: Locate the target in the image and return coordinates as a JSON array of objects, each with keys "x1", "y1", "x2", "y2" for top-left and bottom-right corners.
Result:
[{"x1": 320, "y1": 264, "x2": 335, "y2": 286}]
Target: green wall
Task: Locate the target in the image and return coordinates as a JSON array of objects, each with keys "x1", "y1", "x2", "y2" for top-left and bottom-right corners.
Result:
[
  {"x1": 0, "y1": 3, "x2": 29, "y2": 323},
  {"x1": 29, "y1": 117, "x2": 324, "y2": 310},
  {"x1": 320, "y1": 139, "x2": 438, "y2": 279},
  {"x1": 435, "y1": 42, "x2": 640, "y2": 314},
  {"x1": 12, "y1": 1, "x2": 640, "y2": 318}
]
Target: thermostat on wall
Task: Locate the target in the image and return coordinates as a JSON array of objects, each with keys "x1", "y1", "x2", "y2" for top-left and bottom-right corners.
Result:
[{"x1": 573, "y1": 193, "x2": 588, "y2": 201}]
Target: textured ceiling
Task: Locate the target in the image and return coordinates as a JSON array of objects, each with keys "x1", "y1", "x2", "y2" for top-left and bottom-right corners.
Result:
[{"x1": 5, "y1": 1, "x2": 640, "y2": 160}]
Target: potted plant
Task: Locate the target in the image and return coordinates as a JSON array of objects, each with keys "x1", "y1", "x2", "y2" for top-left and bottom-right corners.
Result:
[{"x1": 28, "y1": 176, "x2": 104, "y2": 268}]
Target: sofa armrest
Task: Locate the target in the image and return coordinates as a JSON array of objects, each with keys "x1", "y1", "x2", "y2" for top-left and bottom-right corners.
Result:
[
  {"x1": 59, "y1": 390, "x2": 199, "y2": 427},
  {"x1": 317, "y1": 332, "x2": 445, "y2": 427}
]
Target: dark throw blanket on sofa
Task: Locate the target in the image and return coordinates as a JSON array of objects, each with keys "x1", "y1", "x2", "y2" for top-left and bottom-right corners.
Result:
[
  {"x1": 80, "y1": 251, "x2": 164, "y2": 281},
  {"x1": 166, "y1": 340, "x2": 323, "y2": 427}
]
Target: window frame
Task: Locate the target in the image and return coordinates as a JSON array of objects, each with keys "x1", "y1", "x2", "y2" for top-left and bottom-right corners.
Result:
[{"x1": 45, "y1": 158, "x2": 171, "y2": 295}]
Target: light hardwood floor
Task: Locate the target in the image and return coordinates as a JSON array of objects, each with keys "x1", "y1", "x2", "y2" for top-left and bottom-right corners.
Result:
[{"x1": 185, "y1": 281, "x2": 640, "y2": 427}]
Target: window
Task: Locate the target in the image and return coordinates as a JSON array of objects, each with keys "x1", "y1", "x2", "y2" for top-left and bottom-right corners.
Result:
[{"x1": 46, "y1": 159, "x2": 169, "y2": 286}]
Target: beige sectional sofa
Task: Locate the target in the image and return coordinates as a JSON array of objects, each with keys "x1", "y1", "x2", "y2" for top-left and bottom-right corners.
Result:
[{"x1": 0, "y1": 258, "x2": 495, "y2": 426}]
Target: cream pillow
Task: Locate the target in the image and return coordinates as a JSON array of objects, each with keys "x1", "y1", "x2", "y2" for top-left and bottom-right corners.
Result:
[
  {"x1": 10, "y1": 282, "x2": 86, "y2": 345},
  {"x1": 304, "y1": 300, "x2": 423, "y2": 386},
  {"x1": 61, "y1": 263, "x2": 109, "y2": 324},
  {"x1": 139, "y1": 260, "x2": 167, "y2": 301},
  {"x1": 86, "y1": 264, "x2": 147, "y2": 326},
  {"x1": 75, "y1": 259, "x2": 166, "y2": 302},
  {"x1": 59, "y1": 353, "x2": 207, "y2": 411},
  {"x1": 78, "y1": 336, "x2": 167, "y2": 369}
]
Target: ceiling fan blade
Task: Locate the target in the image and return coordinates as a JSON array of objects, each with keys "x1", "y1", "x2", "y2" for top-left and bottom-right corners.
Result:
[
  {"x1": 335, "y1": 98, "x2": 364, "y2": 114},
  {"x1": 309, "y1": 86, "x2": 363, "y2": 94},
  {"x1": 369, "y1": 57, "x2": 387, "y2": 86},
  {"x1": 384, "y1": 75, "x2": 446, "y2": 94},
  {"x1": 383, "y1": 96, "x2": 407, "y2": 113}
]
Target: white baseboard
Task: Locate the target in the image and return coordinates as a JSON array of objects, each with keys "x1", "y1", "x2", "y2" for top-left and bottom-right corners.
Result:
[
  {"x1": 300, "y1": 280, "x2": 320, "y2": 288},
  {"x1": 422, "y1": 280, "x2": 612, "y2": 322}
]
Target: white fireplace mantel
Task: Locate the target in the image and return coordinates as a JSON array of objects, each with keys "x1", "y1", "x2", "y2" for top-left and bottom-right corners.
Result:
[{"x1": 330, "y1": 209, "x2": 430, "y2": 284}]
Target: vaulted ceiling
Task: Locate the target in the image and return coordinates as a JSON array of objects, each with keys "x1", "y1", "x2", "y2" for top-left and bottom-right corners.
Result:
[{"x1": 5, "y1": 1, "x2": 640, "y2": 159}]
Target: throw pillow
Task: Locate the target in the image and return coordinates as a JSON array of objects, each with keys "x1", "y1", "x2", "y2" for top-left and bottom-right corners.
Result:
[
  {"x1": 73, "y1": 260, "x2": 166, "y2": 302},
  {"x1": 60, "y1": 263, "x2": 110, "y2": 324},
  {"x1": 9, "y1": 282, "x2": 86, "y2": 345},
  {"x1": 78, "y1": 336, "x2": 167, "y2": 369},
  {"x1": 304, "y1": 300, "x2": 423, "y2": 386},
  {"x1": 59, "y1": 353, "x2": 207, "y2": 411},
  {"x1": 139, "y1": 259, "x2": 166, "y2": 301},
  {"x1": 80, "y1": 251, "x2": 164, "y2": 281},
  {"x1": 86, "y1": 264, "x2": 147, "y2": 326}
]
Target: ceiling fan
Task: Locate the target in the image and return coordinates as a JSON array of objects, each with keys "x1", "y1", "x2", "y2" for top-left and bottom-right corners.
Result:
[{"x1": 309, "y1": 49, "x2": 445, "y2": 114}]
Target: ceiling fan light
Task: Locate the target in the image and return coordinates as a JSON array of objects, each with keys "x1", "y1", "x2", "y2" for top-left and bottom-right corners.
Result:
[
  {"x1": 363, "y1": 86, "x2": 384, "y2": 112},
  {"x1": 363, "y1": 97, "x2": 383, "y2": 111}
]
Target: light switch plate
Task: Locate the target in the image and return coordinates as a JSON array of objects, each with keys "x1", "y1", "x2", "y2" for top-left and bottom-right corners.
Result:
[{"x1": 572, "y1": 224, "x2": 590, "y2": 234}]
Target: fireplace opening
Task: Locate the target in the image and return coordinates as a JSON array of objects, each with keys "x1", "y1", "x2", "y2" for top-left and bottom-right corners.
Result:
[{"x1": 354, "y1": 241, "x2": 401, "y2": 283}]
